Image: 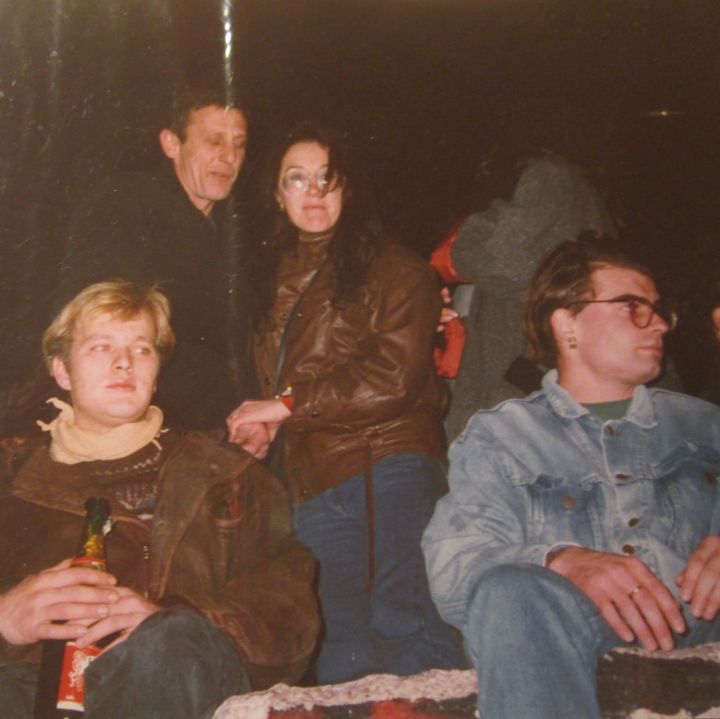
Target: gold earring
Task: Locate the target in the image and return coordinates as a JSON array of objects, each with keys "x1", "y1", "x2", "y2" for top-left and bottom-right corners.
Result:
[{"x1": 568, "y1": 335, "x2": 578, "y2": 349}]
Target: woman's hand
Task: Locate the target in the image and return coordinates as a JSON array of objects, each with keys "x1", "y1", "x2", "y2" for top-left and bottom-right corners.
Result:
[{"x1": 226, "y1": 399, "x2": 291, "y2": 459}]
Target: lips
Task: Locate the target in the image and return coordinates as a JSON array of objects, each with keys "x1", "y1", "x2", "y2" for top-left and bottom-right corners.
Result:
[{"x1": 107, "y1": 381, "x2": 136, "y2": 391}]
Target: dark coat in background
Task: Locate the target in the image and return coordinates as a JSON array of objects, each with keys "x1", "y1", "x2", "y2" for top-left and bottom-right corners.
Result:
[
  {"x1": 445, "y1": 155, "x2": 616, "y2": 441},
  {"x1": 56, "y1": 165, "x2": 255, "y2": 430}
]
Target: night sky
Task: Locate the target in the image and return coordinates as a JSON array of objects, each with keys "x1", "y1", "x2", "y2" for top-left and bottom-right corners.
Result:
[{"x1": 1, "y1": 0, "x2": 719, "y2": 388}]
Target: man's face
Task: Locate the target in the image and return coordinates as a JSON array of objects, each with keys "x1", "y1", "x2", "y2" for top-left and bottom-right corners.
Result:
[
  {"x1": 557, "y1": 266, "x2": 669, "y2": 400},
  {"x1": 52, "y1": 311, "x2": 160, "y2": 434},
  {"x1": 161, "y1": 105, "x2": 247, "y2": 216}
]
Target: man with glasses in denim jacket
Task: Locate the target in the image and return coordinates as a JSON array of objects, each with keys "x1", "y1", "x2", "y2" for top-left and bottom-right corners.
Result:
[{"x1": 423, "y1": 232, "x2": 720, "y2": 719}]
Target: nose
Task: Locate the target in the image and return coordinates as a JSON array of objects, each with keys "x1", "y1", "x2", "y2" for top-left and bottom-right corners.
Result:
[
  {"x1": 113, "y1": 348, "x2": 133, "y2": 371},
  {"x1": 649, "y1": 311, "x2": 669, "y2": 334},
  {"x1": 307, "y1": 177, "x2": 326, "y2": 197},
  {"x1": 220, "y1": 141, "x2": 238, "y2": 166}
]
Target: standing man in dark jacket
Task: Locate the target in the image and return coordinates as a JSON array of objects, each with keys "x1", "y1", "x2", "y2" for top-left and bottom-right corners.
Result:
[{"x1": 55, "y1": 87, "x2": 254, "y2": 430}]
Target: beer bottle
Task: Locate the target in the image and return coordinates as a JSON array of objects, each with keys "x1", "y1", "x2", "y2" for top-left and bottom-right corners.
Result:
[{"x1": 34, "y1": 496, "x2": 112, "y2": 719}]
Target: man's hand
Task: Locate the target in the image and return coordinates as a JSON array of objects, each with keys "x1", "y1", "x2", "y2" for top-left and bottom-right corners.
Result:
[
  {"x1": 548, "y1": 547, "x2": 685, "y2": 651},
  {"x1": 0, "y1": 559, "x2": 119, "y2": 646},
  {"x1": 676, "y1": 535, "x2": 720, "y2": 621},
  {"x1": 226, "y1": 399, "x2": 290, "y2": 458},
  {"x1": 75, "y1": 587, "x2": 161, "y2": 651}
]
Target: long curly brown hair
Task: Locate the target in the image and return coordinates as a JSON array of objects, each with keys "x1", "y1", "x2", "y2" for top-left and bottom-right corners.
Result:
[{"x1": 250, "y1": 122, "x2": 387, "y2": 329}]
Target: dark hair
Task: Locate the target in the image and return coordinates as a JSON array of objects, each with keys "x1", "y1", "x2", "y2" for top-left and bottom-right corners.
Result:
[
  {"x1": 166, "y1": 87, "x2": 247, "y2": 142},
  {"x1": 252, "y1": 122, "x2": 386, "y2": 326},
  {"x1": 523, "y1": 231, "x2": 654, "y2": 367}
]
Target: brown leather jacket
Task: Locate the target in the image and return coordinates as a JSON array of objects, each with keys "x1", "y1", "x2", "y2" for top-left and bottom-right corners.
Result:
[
  {"x1": 254, "y1": 242, "x2": 448, "y2": 501},
  {"x1": 0, "y1": 431, "x2": 319, "y2": 689}
]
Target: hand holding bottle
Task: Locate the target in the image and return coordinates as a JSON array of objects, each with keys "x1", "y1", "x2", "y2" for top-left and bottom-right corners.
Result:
[{"x1": 0, "y1": 558, "x2": 119, "y2": 646}]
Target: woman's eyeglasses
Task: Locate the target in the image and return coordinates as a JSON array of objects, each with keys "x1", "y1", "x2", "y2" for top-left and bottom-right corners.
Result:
[{"x1": 280, "y1": 167, "x2": 344, "y2": 195}]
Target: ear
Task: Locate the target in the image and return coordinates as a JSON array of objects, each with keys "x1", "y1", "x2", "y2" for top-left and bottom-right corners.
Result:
[
  {"x1": 550, "y1": 308, "x2": 576, "y2": 348},
  {"x1": 159, "y1": 128, "x2": 181, "y2": 159},
  {"x1": 274, "y1": 189, "x2": 284, "y2": 212},
  {"x1": 712, "y1": 306, "x2": 720, "y2": 342},
  {"x1": 51, "y1": 357, "x2": 72, "y2": 392}
]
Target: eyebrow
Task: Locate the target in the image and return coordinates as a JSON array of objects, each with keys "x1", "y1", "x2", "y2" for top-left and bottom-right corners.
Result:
[{"x1": 79, "y1": 333, "x2": 155, "y2": 343}]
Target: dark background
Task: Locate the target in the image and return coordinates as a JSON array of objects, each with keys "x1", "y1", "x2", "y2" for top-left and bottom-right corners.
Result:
[{"x1": 2, "y1": 0, "x2": 719, "y2": 391}]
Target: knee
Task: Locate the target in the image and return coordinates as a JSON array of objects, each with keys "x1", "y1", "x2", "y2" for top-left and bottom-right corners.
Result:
[
  {"x1": 464, "y1": 564, "x2": 557, "y2": 639},
  {"x1": 132, "y1": 608, "x2": 235, "y2": 659}
]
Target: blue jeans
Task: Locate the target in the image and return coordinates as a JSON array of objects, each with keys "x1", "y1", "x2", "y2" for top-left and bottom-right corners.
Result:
[
  {"x1": 3, "y1": 608, "x2": 250, "y2": 719},
  {"x1": 464, "y1": 563, "x2": 720, "y2": 719},
  {"x1": 294, "y1": 453, "x2": 467, "y2": 684}
]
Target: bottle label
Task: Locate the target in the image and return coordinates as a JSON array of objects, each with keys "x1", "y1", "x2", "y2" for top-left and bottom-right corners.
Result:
[
  {"x1": 56, "y1": 641, "x2": 102, "y2": 711},
  {"x1": 70, "y1": 555, "x2": 107, "y2": 572}
]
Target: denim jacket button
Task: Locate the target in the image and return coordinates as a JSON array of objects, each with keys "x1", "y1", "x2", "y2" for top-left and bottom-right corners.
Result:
[
  {"x1": 615, "y1": 473, "x2": 631, "y2": 481},
  {"x1": 605, "y1": 426, "x2": 615, "y2": 436},
  {"x1": 561, "y1": 496, "x2": 575, "y2": 509},
  {"x1": 622, "y1": 544, "x2": 636, "y2": 555},
  {"x1": 628, "y1": 517, "x2": 640, "y2": 527}
]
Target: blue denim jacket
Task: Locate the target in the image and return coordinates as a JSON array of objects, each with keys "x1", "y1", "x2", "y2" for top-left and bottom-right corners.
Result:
[{"x1": 423, "y1": 370, "x2": 720, "y2": 629}]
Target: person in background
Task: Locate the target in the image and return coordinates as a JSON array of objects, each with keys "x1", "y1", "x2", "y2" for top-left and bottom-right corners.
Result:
[
  {"x1": 226, "y1": 123, "x2": 466, "y2": 684},
  {"x1": 423, "y1": 233, "x2": 720, "y2": 719},
  {"x1": 431, "y1": 101, "x2": 618, "y2": 441},
  {"x1": 0, "y1": 280, "x2": 318, "y2": 719},
  {"x1": 3, "y1": 86, "x2": 254, "y2": 435}
]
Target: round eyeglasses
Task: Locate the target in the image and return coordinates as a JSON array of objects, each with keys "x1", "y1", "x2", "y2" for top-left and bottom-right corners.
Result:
[
  {"x1": 280, "y1": 167, "x2": 344, "y2": 195},
  {"x1": 572, "y1": 294, "x2": 677, "y2": 330}
]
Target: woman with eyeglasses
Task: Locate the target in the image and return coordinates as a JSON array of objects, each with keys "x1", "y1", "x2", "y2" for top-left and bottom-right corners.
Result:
[{"x1": 226, "y1": 123, "x2": 466, "y2": 683}]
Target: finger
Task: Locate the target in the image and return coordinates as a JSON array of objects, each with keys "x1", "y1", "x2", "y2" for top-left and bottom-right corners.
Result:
[
  {"x1": 680, "y1": 537, "x2": 720, "y2": 603},
  {"x1": 597, "y1": 600, "x2": 635, "y2": 644},
  {"x1": 679, "y1": 553, "x2": 706, "y2": 603},
  {"x1": 39, "y1": 621, "x2": 91, "y2": 641},
  {"x1": 39, "y1": 567, "x2": 118, "y2": 590},
  {"x1": 626, "y1": 588, "x2": 677, "y2": 651},
  {"x1": 76, "y1": 609, "x2": 155, "y2": 648},
  {"x1": 43, "y1": 584, "x2": 120, "y2": 608},
  {"x1": 698, "y1": 581, "x2": 720, "y2": 621},
  {"x1": 689, "y1": 563, "x2": 720, "y2": 618}
]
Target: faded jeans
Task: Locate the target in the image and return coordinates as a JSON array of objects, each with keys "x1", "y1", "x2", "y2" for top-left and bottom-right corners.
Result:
[
  {"x1": 1, "y1": 608, "x2": 249, "y2": 719},
  {"x1": 294, "y1": 453, "x2": 467, "y2": 684},
  {"x1": 464, "y1": 563, "x2": 720, "y2": 719}
]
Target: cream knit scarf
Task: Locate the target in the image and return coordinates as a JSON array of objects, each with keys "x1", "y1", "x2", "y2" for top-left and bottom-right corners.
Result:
[{"x1": 38, "y1": 397, "x2": 164, "y2": 465}]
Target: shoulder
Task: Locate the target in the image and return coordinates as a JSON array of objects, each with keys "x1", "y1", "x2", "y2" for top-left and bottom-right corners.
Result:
[
  {"x1": 372, "y1": 242, "x2": 436, "y2": 284},
  {"x1": 161, "y1": 429, "x2": 244, "y2": 473},
  {"x1": 451, "y1": 392, "x2": 552, "y2": 455},
  {"x1": 648, "y1": 387, "x2": 720, "y2": 430}
]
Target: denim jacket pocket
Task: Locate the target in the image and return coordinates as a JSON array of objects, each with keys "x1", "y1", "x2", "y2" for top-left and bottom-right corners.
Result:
[
  {"x1": 651, "y1": 441, "x2": 720, "y2": 556},
  {"x1": 523, "y1": 472, "x2": 602, "y2": 547}
]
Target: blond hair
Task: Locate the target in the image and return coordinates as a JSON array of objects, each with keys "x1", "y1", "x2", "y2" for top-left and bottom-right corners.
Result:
[{"x1": 43, "y1": 280, "x2": 175, "y2": 369}]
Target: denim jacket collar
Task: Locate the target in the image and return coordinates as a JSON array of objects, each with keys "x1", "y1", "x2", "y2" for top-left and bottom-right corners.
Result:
[{"x1": 542, "y1": 369, "x2": 657, "y2": 429}]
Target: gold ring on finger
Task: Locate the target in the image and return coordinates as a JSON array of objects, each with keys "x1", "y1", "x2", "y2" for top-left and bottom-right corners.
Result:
[{"x1": 628, "y1": 585, "x2": 642, "y2": 599}]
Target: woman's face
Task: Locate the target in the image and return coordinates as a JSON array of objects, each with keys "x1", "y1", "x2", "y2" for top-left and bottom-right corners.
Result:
[{"x1": 276, "y1": 141, "x2": 343, "y2": 234}]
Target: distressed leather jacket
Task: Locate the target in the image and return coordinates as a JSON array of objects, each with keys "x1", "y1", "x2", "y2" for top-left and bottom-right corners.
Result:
[
  {"x1": 254, "y1": 242, "x2": 448, "y2": 501},
  {"x1": 0, "y1": 430, "x2": 319, "y2": 689}
]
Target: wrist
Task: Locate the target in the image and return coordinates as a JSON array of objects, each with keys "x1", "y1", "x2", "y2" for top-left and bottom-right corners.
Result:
[{"x1": 274, "y1": 386, "x2": 294, "y2": 412}]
